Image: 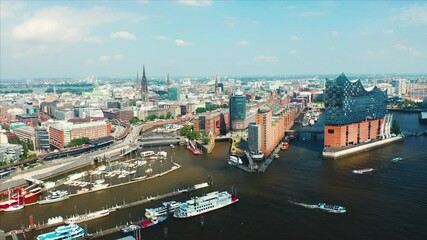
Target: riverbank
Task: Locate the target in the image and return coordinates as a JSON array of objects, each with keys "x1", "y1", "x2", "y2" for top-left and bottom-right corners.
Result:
[{"x1": 323, "y1": 135, "x2": 404, "y2": 159}]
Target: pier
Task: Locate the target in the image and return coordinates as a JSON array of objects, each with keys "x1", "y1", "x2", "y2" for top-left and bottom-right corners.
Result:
[{"x1": 258, "y1": 144, "x2": 281, "y2": 173}]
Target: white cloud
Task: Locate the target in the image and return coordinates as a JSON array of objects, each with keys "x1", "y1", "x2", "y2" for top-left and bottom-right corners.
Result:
[
  {"x1": 392, "y1": 4, "x2": 427, "y2": 25},
  {"x1": 0, "y1": 1, "x2": 24, "y2": 18},
  {"x1": 236, "y1": 40, "x2": 249, "y2": 46},
  {"x1": 110, "y1": 31, "x2": 136, "y2": 40},
  {"x1": 289, "y1": 49, "x2": 298, "y2": 55},
  {"x1": 394, "y1": 44, "x2": 421, "y2": 56},
  {"x1": 98, "y1": 54, "x2": 124, "y2": 62},
  {"x1": 290, "y1": 35, "x2": 301, "y2": 41},
  {"x1": 85, "y1": 59, "x2": 96, "y2": 65},
  {"x1": 331, "y1": 31, "x2": 339, "y2": 37},
  {"x1": 175, "y1": 39, "x2": 194, "y2": 46},
  {"x1": 383, "y1": 29, "x2": 394, "y2": 35},
  {"x1": 254, "y1": 55, "x2": 277, "y2": 63},
  {"x1": 11, "y1": 6, "x2": 146, "y2": 44},
  {"x1": 151, "y1": 35, "x2": 167, "y2": 40},
  {"x1": 177, "y1": 0, "x2": 212, "y2": 6}
]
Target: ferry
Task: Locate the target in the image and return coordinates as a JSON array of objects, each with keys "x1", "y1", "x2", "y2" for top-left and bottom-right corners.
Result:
[
  {"x1": 145, "y1": 201, "x2": 182, "y2": 218},
  {"x1": 141, "y1": 151, "x2": 156, "y2": 158},
  {"x1": 280, "y1": 142, "x2": 289, "y2": 150},
  {"x1": 37, "y1": 224, "x2": 85, "y2": 240},
  {"x1": 140, "y1": 216, "x2": 167, "y2": 229},
  {"x1": 39, "y1": 190, "x2": 69, "y2": 205},
  {"x1": 65, "y1": 209, "x2": 110, "y2": 224},
  {"x1": 173, "y1": 191, "x2": 239, "y2": 218},
  {"x1": 352, "y1": 168, "x2": 374, "y2": 174},
  {"x1": 391, "y1": 157, "x2": 403, "y2": 162},
  {"x1": 317, "y1": 203, "x2": 346, "y2": 213},
  {"x1": 228, "y1": 155, "x2": 243, "y2": 165}
]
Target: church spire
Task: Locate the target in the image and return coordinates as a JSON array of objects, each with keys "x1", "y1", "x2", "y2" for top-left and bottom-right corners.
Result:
[{"x1": 167, "y1": 73, "x2": 170, "y2": 89}]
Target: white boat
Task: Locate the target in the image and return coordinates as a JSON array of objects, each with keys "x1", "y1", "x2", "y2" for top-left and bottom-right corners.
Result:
[
  {"x1": 309, "y1": 119, "x2": 315, "y2": 125},
  {"x1": 145, "y1": 201, "x2": 182, "y2": 218},
  {"x1": 91, "y1": 183, "x2": 109, "y2": 191},
  {"x1": 352, "y1": 168, "x2": 374, "y2": 174},
  {"x1": 141, "y1": 151, "x2": 155, "y2": 158},
  {"x1": 76, "y1": 188, "x2": 89, "y2": 194},
  {"x1": 173, "y1": 191, "x2": 239, "y2": 218},
  {"x1": 4, "y1": 204, "x2": 24, "y2": 212},
  {"x1": 39, "y1": 190, "x2": 69, "y2": 204},
  {"x1": 129, "y1": 170, "x2": 137, "y2": 175},
  {"x1": 65, "y1": 209, "x2": 109, "y2": 224},
  {"x1": 137, "y1": 160, "x2": 147, "y2": 166},
  {"x1": 391, "y1": 157, "x2": 403, "y2": 162},
  {"x1": 94, "y1": 179, "x2": 105, "y2": 184},
  {"x1": 132, "y1": 175, "x2": 147, "y2": 181},
  {"x1": 317, "y1": 203, "x2": 346, "y2": 213},
  {"x1": 170, "y1": 144, "x2": 175, "y2": 149},
  {"x1": 228, "y1": 156, "x2": 243, "y2": 165},
  {"x1": 157, "y1": 151, "x2": 167, "y2": 159},
  {"x1": 47, "y1": 216, "x2": 64, "y2": 225},
  {"x1": 145, "y1": 168, "x2": 153, "y2": 173}
]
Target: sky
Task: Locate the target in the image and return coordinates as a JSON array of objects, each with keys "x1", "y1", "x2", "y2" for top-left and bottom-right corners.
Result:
[{"x1": 1, "y1": 0, "x2": 427, "y2": 79}]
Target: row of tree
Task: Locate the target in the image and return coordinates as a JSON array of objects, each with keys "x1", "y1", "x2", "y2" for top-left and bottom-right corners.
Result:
[
  {"x1": 196, "y1": 103, "x2": 229, "y2": 114},
  {"x1": 129, "y1": 112, "x2": 175, "y2": 125}
]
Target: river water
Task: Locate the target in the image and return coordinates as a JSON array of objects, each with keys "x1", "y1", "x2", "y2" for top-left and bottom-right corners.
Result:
[{"x1": 1, "y1": 112, "x2": 426, "y2": 240}]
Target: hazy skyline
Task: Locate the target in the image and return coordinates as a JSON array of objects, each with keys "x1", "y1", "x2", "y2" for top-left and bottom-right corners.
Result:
[{"x1": 1, "y1": 0, "x2": 427, "y2": 79}]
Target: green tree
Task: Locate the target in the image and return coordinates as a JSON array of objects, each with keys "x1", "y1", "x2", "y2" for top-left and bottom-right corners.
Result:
[
  {"x1": 221, "y1": 104, "x2": 229, "y2": 108},
  {"x1": 196, "y1": 107, "x2": 207, "y2": 113},
  {"x1": 159, "y1": 114, "x2": 165, "y2": 119},
  {"x1": 129, "y1": 117, "x2": 140, "y2": 125},
  {"x1": 129, "y1": 100, "x2": 137, "y2": 106},
  {"x1": 166, "y1": 112, "x2": 172, "y2": 119},
  {"x1": 187, "y1": 130, "x2": 201, "y2": 140},
  {"x1": 202, "y1": 137, "x2": 210, "y2": 145},
  {"x1": 391, "y1": 120, "x2": 401, "y2": 135},
  {"x1": 68, "y1": 137, "x2": 90, "y2": 147},
  {"x1": 180, "y1": 126, "x2": 192, "y2": 136}
]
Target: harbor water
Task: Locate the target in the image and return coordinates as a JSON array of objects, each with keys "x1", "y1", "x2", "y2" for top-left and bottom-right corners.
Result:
[{"x1": 1, "y1": 112, "x2": 426, "y2": 240}]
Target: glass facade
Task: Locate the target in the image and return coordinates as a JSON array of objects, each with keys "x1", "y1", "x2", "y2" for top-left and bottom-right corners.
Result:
[
  {"x1": 230, "y1": 95, "x2": 246, "y2": 121},
  {"x1": 168, "y1": 87, "x2": 180, "y2": 101},
  {"x1": 324, "y1": 74, "x2": 387, "y2": 125}
]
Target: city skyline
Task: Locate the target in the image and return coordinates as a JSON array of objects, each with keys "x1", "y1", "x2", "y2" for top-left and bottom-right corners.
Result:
[{"x1": 1, "y1": 0, "x2": 427, "y2": 79}]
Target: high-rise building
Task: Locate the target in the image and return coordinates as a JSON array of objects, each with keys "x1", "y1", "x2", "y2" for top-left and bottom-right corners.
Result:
[
  {"x1": 141, "y1": 65, "x2": 149, "y2": 102},
  {"x1": 248, "y1": 122, "x2": 261, "y2": 153},
  {"x1": 229, "y1": 90, "x2": 246, "y2": 130},
  {"x1": 218, "y1": 83, "x2": 224, "y2": 93},
  {"x1": 168, "y1": 87, "x2": 180, "y2": 101},
  {"x1": 324, "y1": 73, "x2": 391, "y2": 148},
  {"x1": 35, "y1": 127, "x2": 50, "y2": 152}
]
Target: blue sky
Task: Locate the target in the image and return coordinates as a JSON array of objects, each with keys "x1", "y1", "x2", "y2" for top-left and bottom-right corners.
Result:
[{"x1": 1, "y1": 0, "x2": 426, "y2": 79}]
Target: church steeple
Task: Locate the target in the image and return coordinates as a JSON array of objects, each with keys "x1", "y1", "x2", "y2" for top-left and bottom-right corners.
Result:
[
  {"x1": 136, "y1": 71, "x2": 141, "y2": 91},
  {"x1": 167, "y1": 73, "x2": 170, "y2": 89},
  {"x1": 141, "y1": 65, "x2": 148, "y2": 102}
]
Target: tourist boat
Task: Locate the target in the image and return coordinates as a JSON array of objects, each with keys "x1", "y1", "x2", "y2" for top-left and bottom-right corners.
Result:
[
  {"x1": 141, "y1": 151, "x2": 156, "y2": 158},
  {"x1": 121, "y1": 224, "x2": 140, "y2": 234},
  {"x1": 280, "y1": 142, "x2": 289, "y2": 150},
  {"x1": 228, "y1": 155, "x2": 243, "y2": 165},
  {"x1": 47, "y1": 216, "x2": 64, "y2": 225},
  {"x1": 391, "y1": 157, "x2": 403, "y2": 162},
  {"x1": 140, "y1": 216, "x2": 167, "y2": 229},
  {"x1": 65, "y1": 209, "x2": 110, "y2": 224},
  {"x1": 352, "y1": 168, "x2": 374, "y2": 174},
  {"x1": 317, "y1": 203, "x2": 346, "y2": 213},
  {"x1": 12, "y1": 186, "x2": 42, "y2": 204},
  {"x1": 37, "y1": 224, "x2": 85, "y2": 240},
  {"x1": 145, "y1": 201, "x2": 182, "y2": 218},
  {"x1": 173, "y1": 191, "x2": 239, "y2": 218},
  {"x1": 91, "y1": 183, "x2": 109, "y2": 191},
  {"x1": 38, "y1": 190, "x2": 69, "y2": 205}
]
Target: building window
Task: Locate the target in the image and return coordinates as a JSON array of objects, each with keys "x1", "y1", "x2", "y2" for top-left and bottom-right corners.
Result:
[{"x1": 328, "y1": 129, "x2": 334, "y2": 134}]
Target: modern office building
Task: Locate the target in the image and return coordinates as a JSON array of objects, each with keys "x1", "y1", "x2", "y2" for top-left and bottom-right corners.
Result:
[
  {"x1": 35, "y1": 127, "x2": 50, "y2": 152},
  {"x1": 324, "y1": 73, "x2": 391, "y2": 148},
  {"x1": 248, "y1": 122, "x2": 261, "y2": 153},
  {"x1": 194, "y1": 111, "x2": 230, "y2": 136},
  {"x1": 49, "y1": 120, "x2": 112, "y2": 149},
  {"x1": 53, "y1": 109, "x2": 75, "y2": 121},
  {"x1": 168, "y1": 87, "x2": 180, "y2": 101},
  {"x1": 229, "y1": 90, "x2": 246, "y2": 130}
]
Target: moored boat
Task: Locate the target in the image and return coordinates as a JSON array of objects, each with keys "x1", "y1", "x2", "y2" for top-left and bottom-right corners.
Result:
[
  {"x1": 141, "y1": 151, "x2": 156, "y2": 158},
  {"x1": 173, "y1": 191, "x2": 239, "y2": 218},
  {"x1": 37, "y1": 224, "x2": 85, "y2": 240},
  {"x1": 39, "y1": 190, "x2": 69, "y2": 205},
  {"x1": 145, "y1": 201, "x2": 182, "y2": 218},
  {"x1": 280, "y1": 141, "x2": 289, "y2": 150},
  {"x1": 65, "y1": 209, "x2": 109, "y2": 224},
  {"x1": 228, "y1": 155, "x2": 243, "y2": 165},
  {"x1": 140, "y1": 216, "x2": 167, "y2": 229},
  {"x1": 317, "y1": 203, "x2": 346, "y2": 213}
]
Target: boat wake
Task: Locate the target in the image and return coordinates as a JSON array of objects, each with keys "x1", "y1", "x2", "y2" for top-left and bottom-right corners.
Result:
[{"x1": 288, "y1": 200, "x2": 318, "y2": 209}]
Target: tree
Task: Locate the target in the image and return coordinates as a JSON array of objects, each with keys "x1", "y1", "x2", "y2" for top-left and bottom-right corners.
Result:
[
  {"x1": 129, "y1": 100, "x2": 137, "y2": 106},
  {"x1": 159, "y1": 114, "x2": 165, "y2": 119},
  {"x1": 68, "y1": 137, "x2": 90, "y2": 147},
  {"x1": 145, "y1": 114, "x2": 157, "y2": 121},
  {"x1": 221, "y1": 104, "x2": 229, "y2": 108},
  {"x1": 196, "y1": 107, "x2": 207, "y2": 113},
  {"x1": 187, "y1": 130, "x2": 201, "y2": 140},
  {"x1": 166, "y1": 112, "x2": 172, "y2": 119},
  {"x1": 391, "y1": 120, "x2": 401, "y2": 135},
  {"x1": 202, "y1": 137, "x2": 210, "y2": 145},
  {"x1": 129, "y1": 117, "x2": 140, "y2": 125},
  {"x1": 180, "y1": 126, "x2": 192, "y2": 136}
]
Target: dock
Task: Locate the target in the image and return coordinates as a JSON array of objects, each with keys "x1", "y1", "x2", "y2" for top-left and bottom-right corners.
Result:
[{"x1": 258, "y1": 144, "x2": 281, "y2": 173}]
